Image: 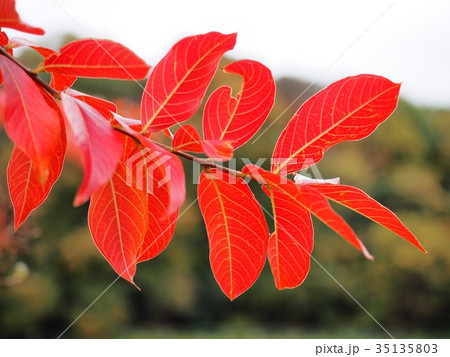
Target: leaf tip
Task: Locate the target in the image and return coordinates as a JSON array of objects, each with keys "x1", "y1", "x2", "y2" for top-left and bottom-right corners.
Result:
[
  {"x1": 419, "y1": 245, "x2": 428, "y2": 255},
  {"x1": 73, "y1": 194, "x2": 87, "y2": 207},
  {"x1": 359, "y1": 239, "x2": 373, "y2": 260},
  {"x1": 132, "y1": 281, "x2": 141, "y2": 291}
]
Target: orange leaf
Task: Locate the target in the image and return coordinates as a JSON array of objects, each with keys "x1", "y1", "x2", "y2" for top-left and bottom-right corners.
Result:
[{"x1": 172, "y1": 124, "x2": 203, "y2": 153}]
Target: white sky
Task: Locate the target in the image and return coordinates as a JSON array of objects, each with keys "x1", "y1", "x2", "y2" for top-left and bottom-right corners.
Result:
[{"x1": 10, "y1": 0, "x2": 450, "y2": 108}]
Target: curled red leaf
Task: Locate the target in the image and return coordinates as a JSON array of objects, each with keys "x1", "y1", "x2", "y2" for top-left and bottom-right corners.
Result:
[
  {"x1": 203, "y1": 59, "x2": 275, "y2": 149},
  {"x1": 172, "y1": 124, "x2": 233, "y2": 161}
]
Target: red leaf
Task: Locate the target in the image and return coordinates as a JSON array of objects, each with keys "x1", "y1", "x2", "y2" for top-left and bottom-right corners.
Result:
[
  {"x1": 201, "y1": 140, "x2": 233, "y2": 160},
  {"x1": 296, "y1": 185, "x2": 373, "y2": 259},
  {"x1": 9, "y1": 37, "x2": 56, "y2": 58},
  {"x1": 272, "y1": 75, "x2": 401, "y2": 174},
  {"x1": 0, "y1": 56, "x2": 62, "y2": 183},
  {"x1": 203, "y1": 60, "x2": 275, "y2": 149},
  {"x1": 132, "y1": 146, "x2": 179, "y2": 262},
  {"x1": 242, "y1": 165, "x2": 313, "y2": 289},
  {"x1": 312, "y1": 184, "x2": 427, "y2": 253},
  {"x1": 141, "y1": 32, "x2": 236, "y2": 133},
  {"x1": 88, "y1": 162, "x2": 148, "y2": 286},
  {"x1": 0, "y1": 0, "x2": 45, "y2": 35},
  {"x1": 61, "y1": 93, "x2": 122, "y2": 206},
  {"x1": 244, "y1": 165, "x2": 372, "y2": 261},
  {"x1": 0, "y1": 89, "x2": 5, "y2": 128},
  {"x1": 41, "y1": 39, "x2": 150, "y2": 80},
  {"x1": 172, "y1": 124, "x2": 233, "y2": 160},
  {"x1": 172, "y1": 124, "x2": 203, "y2": 153},
  {"x1": 137, "y1": 196, "x2": 178, "y2": 263},
  {"x1": 7, "y1": 129, "x2": 66, "y2": 230},
  {"x1": 50, "y1": 73, "x2": 76, "y2": 91},
  {"x1": 113, "y1": 118, "x2": 186, "y2": 214},
  {"x1": 198, "y1": 169, "x2": 268, "y2": 300},
  {"x1": 66, "y1": 88, "x2": 117, "y2": 118},
  {"x1": 0, "y1": 31, "x2": 9, "y2": 47},
  {"x1": 139, "y1": 140, "x2": 186, "y2": 215},
  {"x1": 265, "y1": 186, "x2": 313, "y2": 290}
]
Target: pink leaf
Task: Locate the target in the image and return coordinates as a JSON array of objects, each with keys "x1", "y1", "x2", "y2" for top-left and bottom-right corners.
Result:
[
  {"x1": 9, "y1": 37, "x2": 56, "y2": 58},
  {"x1": 61, "y1": 93, "x2": 122, "y2": 206},
  {"x1": 66, "y1": 88, "x2": 117, "y2": 118}
]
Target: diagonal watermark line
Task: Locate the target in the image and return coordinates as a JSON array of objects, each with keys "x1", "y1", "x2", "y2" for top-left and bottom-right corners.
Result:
[
  {"x1": 251, "y1": 0, "x2": 399, "y2": 145},
  {"x1": 259, "y1": 204, "x2": 394, "y2": 339},
  {"x1": 56, "y1": 197, "x2": 199, "y2": 339}
]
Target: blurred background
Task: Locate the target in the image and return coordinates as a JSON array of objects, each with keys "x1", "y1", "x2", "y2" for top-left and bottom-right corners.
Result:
[{"x1": 1, "y1": 0, "x2": 450, "y2": 339}]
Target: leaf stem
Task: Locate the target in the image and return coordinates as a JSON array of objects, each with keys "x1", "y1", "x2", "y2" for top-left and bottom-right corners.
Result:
[
  {"x1": 0, "y1": 46, "x2": 60, "y2": 98},
  {"x1": 112, "y1": 125, "x2": 246, "y2": 178}
]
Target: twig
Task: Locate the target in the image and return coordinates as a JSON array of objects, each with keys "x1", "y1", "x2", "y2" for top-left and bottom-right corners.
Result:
[{"x1": 0, "y1": 46, "x2": 60, "y2": 98}]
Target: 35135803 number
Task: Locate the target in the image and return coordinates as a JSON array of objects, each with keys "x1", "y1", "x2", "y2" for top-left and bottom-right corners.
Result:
[{"x1": 376, "y1": 343, "x2": 438, "y2": 354}]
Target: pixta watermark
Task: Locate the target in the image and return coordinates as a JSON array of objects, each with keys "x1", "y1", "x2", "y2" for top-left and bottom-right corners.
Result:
[{"x1": 125, "y1": 151, "x2": 339, "y2": 194}]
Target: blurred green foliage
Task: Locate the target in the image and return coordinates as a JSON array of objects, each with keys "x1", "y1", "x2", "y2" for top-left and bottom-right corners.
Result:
[{"x1": 0, "y1": 50, "x2": 449, "y2": 338}]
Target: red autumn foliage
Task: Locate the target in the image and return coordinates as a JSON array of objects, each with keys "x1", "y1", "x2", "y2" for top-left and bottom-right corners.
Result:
[{"x1": 0, "y1": 0, "x2": 426, "y2": 300}]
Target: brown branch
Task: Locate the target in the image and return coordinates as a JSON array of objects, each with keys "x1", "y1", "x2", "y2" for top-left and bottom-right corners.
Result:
[
  {"x1": 112, "y1": 125, "x2": 245, "y2": 177},
  {"x1": 0, "y1": 46, "x2": 60, "y2": 98}
]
